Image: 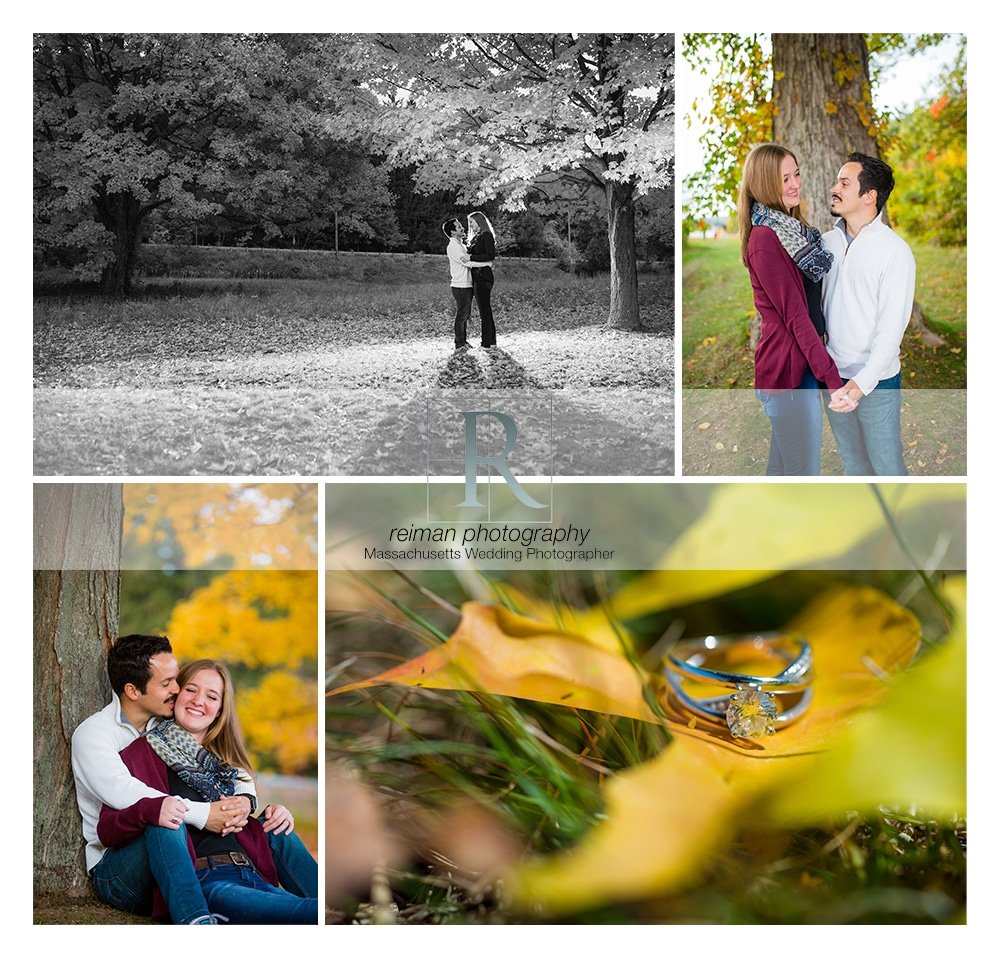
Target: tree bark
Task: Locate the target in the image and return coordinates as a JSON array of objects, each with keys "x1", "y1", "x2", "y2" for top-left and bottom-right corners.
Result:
[
  {"x1": 34, "y1": 484, "x2": 123, "y2": 896},
  {"x1": 94, "y1": 192, "x2": 145, "y2": 298},
  {"x1": 771, "y1": 34, "x2": 941, "y2": 345},
  {"x1": 771, "y1": 33, "x2": 877, "y2": 233},
  {"x1": 606, "y1": 180, "x2": 640, "y2": 330}
]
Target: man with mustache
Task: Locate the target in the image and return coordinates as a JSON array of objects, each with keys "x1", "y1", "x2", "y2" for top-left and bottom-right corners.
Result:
[{"x1": 823, "y1": 152, "x2": 916, "y2": 475}]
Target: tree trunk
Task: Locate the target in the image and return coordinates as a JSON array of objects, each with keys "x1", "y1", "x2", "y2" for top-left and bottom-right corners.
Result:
[
  {"x1": 606, "y1": 181, "x2": 640, "y2": 330},
  {"x1": 34, "y1": 484, "x2": 123, "y2": 896},
  {"x1": 94, "y1": 191, "x2": 144, "y2": 298},
  {"x1": 771, "y1": 33, "x2": 938, "y2": 343},
  {"x1": 771, "y1": 33, "x2": 877, "y2": 233}
]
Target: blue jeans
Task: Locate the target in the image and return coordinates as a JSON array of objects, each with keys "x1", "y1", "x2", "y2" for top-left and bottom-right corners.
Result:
[
  {"x1": 91, "y1": 824, "x2": 211, "y2": 925},
  {"x1": 825, "y1": 372, "x2": 907, "y2": 475},
  {"x1": 267, "y1": 828, "x2": 318, "y2": 898},
  {"x1": 198, "y1": 861, "x2": 318, "y2": 924},
  {"x1": 756, "y1": 369, "x2": 823, "y2": 475}
]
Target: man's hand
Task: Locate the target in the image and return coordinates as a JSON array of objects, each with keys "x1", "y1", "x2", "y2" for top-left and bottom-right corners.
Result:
[
  {"x1": 261, "y1": 803, "x2": 295, "y2": 836},
  {"x1": 828, "y1": 379, "x2": 862, "y2": 413},
  {"x1": 205, "y1": 795, "x2": 252, "y2": 835},
  {"x1": 158, "y1": 795, "x2": 189, "y2": 829}
]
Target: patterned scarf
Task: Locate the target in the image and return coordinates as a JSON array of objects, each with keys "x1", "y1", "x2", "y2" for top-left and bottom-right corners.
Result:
[
  {"x1": 146, "y1": 719, "x2": 239, "y2": 801},
  {"x1": 751, "y1": 202, "x2": 833, "y2": 283}
]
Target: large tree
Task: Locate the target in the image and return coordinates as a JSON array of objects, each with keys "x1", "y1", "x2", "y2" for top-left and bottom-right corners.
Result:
[
  {"x1": 33, "y1": 34, "x2": 399, "y2": 296},
  {"x1": 684, "y1": 33, "x2": 955, "y2": 344},
  {"x1": 365, "y1": 34, "x2": 675, "y2": 330},
  {"x1": 771, "y1": 34, "x2": 879, "y2": 231},
  {"x1": 34, "y1": 484, "x2": 123, "y2": 895}
]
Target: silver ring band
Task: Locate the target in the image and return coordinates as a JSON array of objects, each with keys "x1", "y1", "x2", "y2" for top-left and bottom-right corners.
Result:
[
  {"x1": 664, "y1": 632, "x2": 814, "y2": 739},
  {"x1": 665, "y1": 633, "x2": 812, "y2": 691}
]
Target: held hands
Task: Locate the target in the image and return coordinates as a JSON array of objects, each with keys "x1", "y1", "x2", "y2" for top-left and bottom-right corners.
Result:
[
  {"x1": 261, "y1": 803, "x2": 295, "y2": 835},
  {"x1": 158, "y1": 795, "x2": 190, "y2": 829},
  {"x1": 205, "y1": 794, "x2": 252, "y2": 835},
  {"x1": 828, "y1": 379, "x2": 862, "y2": 413}
]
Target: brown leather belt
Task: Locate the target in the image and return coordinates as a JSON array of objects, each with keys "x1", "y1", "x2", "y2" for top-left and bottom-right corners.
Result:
[{"x1": 194, "y1": 851, "x2": 251, "y2": 870}]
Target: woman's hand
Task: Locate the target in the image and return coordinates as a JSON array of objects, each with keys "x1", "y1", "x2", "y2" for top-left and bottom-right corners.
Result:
[
  {"x1": 158, "y1": 795, "x2": 189, "y2": 829},
  {"x1": 261, "y1": 803, "x2": 295, "y2": 835}
]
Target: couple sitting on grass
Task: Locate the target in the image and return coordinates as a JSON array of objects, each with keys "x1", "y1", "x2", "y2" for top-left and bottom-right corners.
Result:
[{"x1": 71, "y1": 633, "x2": 318, "y2": 924}]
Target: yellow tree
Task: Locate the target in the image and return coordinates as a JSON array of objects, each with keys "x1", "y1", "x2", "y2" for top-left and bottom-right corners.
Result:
[{"x1": 167, "y1": 569, "x2": 318, "y2": 774}]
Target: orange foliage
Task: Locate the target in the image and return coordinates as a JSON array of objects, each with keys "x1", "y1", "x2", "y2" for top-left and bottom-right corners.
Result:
[
  {"x1": 240, "y1": 672, "x2": 317, "y2": 775},
  {"x1": 168, "y1": 570, "x2": 317, "y2": 669}
]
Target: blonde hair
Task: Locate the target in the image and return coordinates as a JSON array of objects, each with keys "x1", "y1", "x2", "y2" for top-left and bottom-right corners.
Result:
[
  {"x1": 177, "y1": 659, "x2": 255, "y2": 780},
  {"x1": 468, "y1": 210, "x2": 495, "y2": 238},
  {"x1": 737, "y1": 144, "x2": 807, "y2": 265}
]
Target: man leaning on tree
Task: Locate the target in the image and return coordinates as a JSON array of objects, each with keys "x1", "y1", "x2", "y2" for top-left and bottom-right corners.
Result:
[{"x1": 71, "y1": 634, "x2": 252, "y2": 924}]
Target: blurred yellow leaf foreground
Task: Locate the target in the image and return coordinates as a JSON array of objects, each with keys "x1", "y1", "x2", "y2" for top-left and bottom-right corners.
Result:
[{"x1": 333, "y1": 579, "x2": 965, "y2": 916}]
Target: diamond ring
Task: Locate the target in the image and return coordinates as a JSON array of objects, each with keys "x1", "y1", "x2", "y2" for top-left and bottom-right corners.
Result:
[{"x1": 663, "y1": 633, "x2": 813, "y2": 739}]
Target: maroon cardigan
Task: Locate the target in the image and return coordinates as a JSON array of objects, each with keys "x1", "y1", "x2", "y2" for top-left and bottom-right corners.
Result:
[
  {"x1": 746, "y1": 226, "x2": 844, "y2": 392},
  {"x1": 97, "y1": 736, "x2": 278, "y2": 920}
]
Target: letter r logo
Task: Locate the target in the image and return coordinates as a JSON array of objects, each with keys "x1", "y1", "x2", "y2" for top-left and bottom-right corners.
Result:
[{"x1": 460, "y1": 411, "x2": 547, "y2": 509}]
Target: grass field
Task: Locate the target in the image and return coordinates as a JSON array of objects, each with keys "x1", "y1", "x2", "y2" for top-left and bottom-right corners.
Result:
[
  {"x1": 34, "y1": 254, "x2": 674, "y2": 476},
  {"x1": 681, "y1": 236, "x2": 967, "y2": 475}
]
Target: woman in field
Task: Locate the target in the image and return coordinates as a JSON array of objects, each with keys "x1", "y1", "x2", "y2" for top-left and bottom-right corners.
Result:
[
  {"x1": 98, "y1": 659, "x2": 318, "y2": 924},
  {"x1": 738, "y1": 143, "x2": 845, "y2": 475},
  {"x1": 467, "y1": 211, "x2": 498, "y2": 348}
]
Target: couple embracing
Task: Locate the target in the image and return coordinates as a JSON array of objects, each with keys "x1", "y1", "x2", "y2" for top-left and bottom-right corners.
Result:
[
  {"x1": 71, "y1": 633, "x2": 319, "y2": 924},
  {"x1": 444, "y1": 211, "x2": 498, "y2": 350},
  {"x1": 740, "y1": 145, "x2": 916, "y2": 476}
]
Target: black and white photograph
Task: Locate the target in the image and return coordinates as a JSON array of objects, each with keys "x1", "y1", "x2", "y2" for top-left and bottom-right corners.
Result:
[{"x1": 33, "y1": 33, "x2": 675, "y2": 477}]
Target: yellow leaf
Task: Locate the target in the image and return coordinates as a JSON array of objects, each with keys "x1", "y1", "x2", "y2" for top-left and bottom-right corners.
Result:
[
  {"x1": 698, "y1": 421, "x2": 712, "y2": 430},
  {"x1": 768, "y1": 578, "x2": 966, "y2": 820},
  {"x1": 825, "y1": 100, "x2": 839, "y2": 114},
  {"x1": 508, "y1": 587, "x2": 922, "y2": 914},
  {"x1": 604, "y1": 484, "x2": 964, "y2": 622},
  {"x1": 331, "y1": 601, "x2": 660, "y2": 721}
]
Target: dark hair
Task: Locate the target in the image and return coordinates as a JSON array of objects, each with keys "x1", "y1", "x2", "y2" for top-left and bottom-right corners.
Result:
[
  {"x1": 441, "y1": 218, "x2": 461, "y2": 238},
  {"x1": 846, "y1": 152, "x2": 895, "y2": 213},
  {"x1": 108, "y1": 634, "x2": 172, "y2": 695}
]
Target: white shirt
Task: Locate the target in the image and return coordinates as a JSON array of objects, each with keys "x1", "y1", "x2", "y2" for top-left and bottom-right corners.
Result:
[
  {"x1": 70, "y1": 695, "x2": 255, "y2": 872},
  {"x1": 447, "y1": 237, "x2": 472, "y2": 288},
  {"x1": 821, "y1": 217, "x2": 916, "y2": 395}
]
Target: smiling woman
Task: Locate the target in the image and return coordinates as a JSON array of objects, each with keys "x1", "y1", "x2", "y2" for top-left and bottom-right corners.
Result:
[
  {"x1": 99, "y1": 658, "x2": 320, "y2": 924},
  {"x1": 737, "y1": 143, "x2": 843, "y2": 475}
]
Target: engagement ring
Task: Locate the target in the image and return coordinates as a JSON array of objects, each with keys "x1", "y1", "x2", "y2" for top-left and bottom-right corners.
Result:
[{"x1": 664, "y1": 633, "x2": 814, "y2": 739}]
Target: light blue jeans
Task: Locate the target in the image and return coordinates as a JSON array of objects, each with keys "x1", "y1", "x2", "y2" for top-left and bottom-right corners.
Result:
[
  {"x1": 825, "y1": 372, "x2": 907, "y2": 475},
  {"x1": 756, "y1": 369, "x2": 823, "y2": 475}
]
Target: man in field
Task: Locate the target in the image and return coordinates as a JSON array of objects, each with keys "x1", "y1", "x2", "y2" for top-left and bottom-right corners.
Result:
[
  {"x1": 824, "y1": 152, "x2": 916, "y2": 475},
  {"x1": 443, "y1": 217, "x2": 474, "y2": 350}
]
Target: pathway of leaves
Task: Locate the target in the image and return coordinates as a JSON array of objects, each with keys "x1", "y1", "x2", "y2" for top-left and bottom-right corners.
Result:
[{"x1": 34, "y1": 325, "x2": 674, "y2": 475}]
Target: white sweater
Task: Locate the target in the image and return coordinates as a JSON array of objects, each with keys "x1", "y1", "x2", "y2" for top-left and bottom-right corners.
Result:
[
  {"x1": 821, "y1": 217, "x2": 916, "y2": 395},
  {"x1": 71, "y1": 696, "x2": 255, "y2": 872},
  {"x1": 447, "y1": 237, "x2": 472, "y2": 288}
]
